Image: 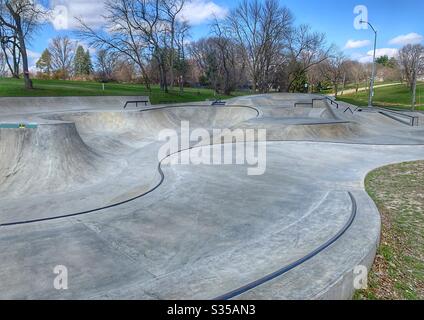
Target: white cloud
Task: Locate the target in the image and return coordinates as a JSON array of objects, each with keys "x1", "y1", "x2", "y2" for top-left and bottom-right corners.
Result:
[
  {"x1": 353, "y1": 48, "x2": 399, "y2": 64},
  {"x1": 47, "y1": 0, "x2": 228, "y2": 30},
  {"x1": 49, "y1": 0, "x2": 108, "y2": 30},
  {"x1": 370, "y1": 48, "x2": 399, "y2": 58},
  {"x1": 27, "y1": 50, "x2": 41, "y2": 60},
  {"x1": 357, "y1": 55, "x2": 372, "y2": 64},
  {"x1": 389, "y1": 33, "x2": 423, "y2": 46},
  {"x1": 179, "y1": 0, "x2": 228, "y2": 25},
  {"x1": 70, "y1": 39, "x2": 97, "y2": 55},
  {"x1": 344, "y1": 39, "x2": 371, "y2": 49},
  {"x1": 26, "y1": 50, "x2": 41, "y2": 72}
]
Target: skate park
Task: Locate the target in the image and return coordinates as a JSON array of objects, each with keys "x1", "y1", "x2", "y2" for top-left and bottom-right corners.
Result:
[{"x1": 1, "y1": 93, "x2": 424, "y2": 300}]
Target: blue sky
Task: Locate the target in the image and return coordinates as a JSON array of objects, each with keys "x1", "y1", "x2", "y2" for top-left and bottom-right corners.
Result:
[{"x1": 28, "y1": 0, "x2": 424, "y2": 69}]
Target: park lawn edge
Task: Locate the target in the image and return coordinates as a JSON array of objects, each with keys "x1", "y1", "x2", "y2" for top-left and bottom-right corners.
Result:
[{"x1": 354, "y1": 161, "x2": 424, "y2": 300}]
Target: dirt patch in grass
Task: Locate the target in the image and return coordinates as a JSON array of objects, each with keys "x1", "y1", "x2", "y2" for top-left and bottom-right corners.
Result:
[{"x1": 355, "y1": 161, "x2": 424, "y2": 300}]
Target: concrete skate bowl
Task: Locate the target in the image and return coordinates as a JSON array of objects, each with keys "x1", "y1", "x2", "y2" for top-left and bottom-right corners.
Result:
[
  {"x1": 2, "y1": 95, "x2": 424, "y2": 300},
  {"x1": 45, "y1": 106, "x2": 259, "y2": 150},
  {"x1": 0, "y1": 105, "x2": 259, "y2": 225},
  {"x1": 265, "y1": 121, "x2": 363, "y2": 141},
  {"x1": 2, "y1": 139, "x2": 424, "y2": 300},
  {"x1": 228, "y1": 93, "x2": 323, "y2": 108},
  {"x1": 235, "y1": 107, "x2": 364, "y2": 142},
  {"x1": 259, "y1": 105, "x2": 333, "y2": 118},
  {"x1": 225, "y1": 94, "x2": 367, "y2": 142}
]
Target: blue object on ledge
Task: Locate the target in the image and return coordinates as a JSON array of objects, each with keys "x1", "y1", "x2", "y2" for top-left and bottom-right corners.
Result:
[{"x1": 0, "y1": 123, "x2": 38, "y2": 129}]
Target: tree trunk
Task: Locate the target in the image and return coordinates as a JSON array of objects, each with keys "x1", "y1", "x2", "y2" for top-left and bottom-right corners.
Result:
[
  {"x1": 159, "y1": 64, "x2": 164, "y2": 90},
  {"x1": 7, "y1": 6, "x2": 33, "y2": 89},
  {"x1": 12, "y1": 44, "x2": 20, "y2": 78},
  {"x1": 162, "y1": 63, "x2": 168, "y2": 93},
  {"x1": 252, "y1": 72, "x2": 257, "y2": 93},
  {"x1": 18, "y1": 34, "x2": 32, "y2": 89},
  {"x1": 2, "y1": 45, "x2": 19, "y2": 78},
  {"x1": 179, "y1": 75, "x2": 184, "y2": 93},
  {"x1": 411, "y1": 72, "x2": 417, "y2": 111},
  {"x1": 341, "y1": 73, "x2": 346, "y2": 96},
  {"x1": 169, "y1": 47, "x2": 174, "y2": 89},
  {"x1": 4, "y1": 52, "x2": 18, "y2": 78},
  {"x1": 144, "y1": 77, "x2": 151, "y2": 91}
]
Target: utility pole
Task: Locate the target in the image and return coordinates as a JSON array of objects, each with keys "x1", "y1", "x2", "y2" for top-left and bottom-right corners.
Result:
[{"x1": 361, "y1": 20, "x2": 377, "y2": 107}]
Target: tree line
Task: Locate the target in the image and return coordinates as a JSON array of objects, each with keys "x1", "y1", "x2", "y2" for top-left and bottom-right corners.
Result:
[
  {"x1": 35, "y1": 37, "x2": 93, "y2": 80},
  {"x1": 1, "y1": 0, "x2": 423, "y2": 108}
]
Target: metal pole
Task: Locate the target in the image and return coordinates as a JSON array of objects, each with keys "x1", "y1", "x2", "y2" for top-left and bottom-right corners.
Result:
[
  {"x1": 369, "y1": 26, "x2": 377, "y2": 107},
  {"x1": 361, "y1": 20, "x2": 378, "y2": 108}
]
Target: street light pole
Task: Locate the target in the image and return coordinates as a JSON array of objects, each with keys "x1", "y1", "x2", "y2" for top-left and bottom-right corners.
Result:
[{"x1": 361, "y1": 20, "x2": 377, "y2": 108}]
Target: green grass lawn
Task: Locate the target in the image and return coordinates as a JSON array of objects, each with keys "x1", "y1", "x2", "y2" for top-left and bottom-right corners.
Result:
[
  {"x1": 338, "y1": 82, "x2": 424, "y2": 111},
  {"x1": 318, "y1": 81, "x2": 395, "y2": 95},
  {"x1": 0, "y1": 78, "x2": 248, "y2": 104},
  {"x1": 355, "y1": 161, "x2": 424, "y2": 300},
  {"x1": 341, "y1": 80, "x2": 395, "y2": 91}
]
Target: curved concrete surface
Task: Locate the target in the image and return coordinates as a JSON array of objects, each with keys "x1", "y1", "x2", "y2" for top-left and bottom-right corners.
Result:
[
  {"x1": 0, "y1": 96, "x2": 151, "y2": 115},
  {"x1": 1, "y1": 93, "x2": 424, "y2": 300}
]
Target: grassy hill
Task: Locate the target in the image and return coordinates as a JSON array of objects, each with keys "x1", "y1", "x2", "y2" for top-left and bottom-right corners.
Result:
[
  {"x1": 338, "y1": 82, "x2": 424, "y2": 110},
  {"x1": 0, "y1": 78, "x2": 247, "y2": 105}
]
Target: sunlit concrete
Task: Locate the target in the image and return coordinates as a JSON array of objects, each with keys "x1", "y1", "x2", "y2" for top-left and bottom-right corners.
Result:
[{"x1": 1, "y1": 94, "x2": 424, "y2": 300}]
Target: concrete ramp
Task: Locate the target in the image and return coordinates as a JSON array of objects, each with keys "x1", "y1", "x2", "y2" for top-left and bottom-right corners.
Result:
[
  {"x1": 0, "y1": 105, "x2": 259, "y2": 224},
  {"x1": 261, "y1": 106, "x2": 330, "y2": 118},
  {"x1": 0, "y1": 123, "x2": 125, "y2": 200},
  {"x1": 48, "y1": 106, "x2": 259, "y2": 139}
]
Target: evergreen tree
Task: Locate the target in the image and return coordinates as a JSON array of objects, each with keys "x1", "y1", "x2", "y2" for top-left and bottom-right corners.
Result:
[
  {"x1": 73, "y1": 45, "x2": 91, "y2": 77},
  {"x1": 36, "y1": 49, "x2": 52, "y2": 75},
  {"x1": 84, "y1": 49, "x2": 92, "y2": 75}
]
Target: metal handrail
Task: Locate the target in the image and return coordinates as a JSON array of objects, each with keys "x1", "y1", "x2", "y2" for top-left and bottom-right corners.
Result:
[
  {"x1": 384, "y1": 106, "x2": 424, "y2": 114},
  {"x1": 377, "y1": 108, "x2": 419, "y2": 126},
  {"x1": 324, "y1": 97, "x2": 339, "y2": 109},
  {"x1": 321, "y1": 97, "x2": 355, "y2": 114},
  {"x1": 310, "y1": 96, "x2": 419, "y2": 123},
  {"x1": 123, "y1": 100, "x2": 150, "y2": 109},
  {"x1": 310, "y1": 97, "x2": 340, "y2": 109}
]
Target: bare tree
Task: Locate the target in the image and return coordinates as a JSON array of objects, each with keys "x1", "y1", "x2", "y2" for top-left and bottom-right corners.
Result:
[
  {"x1": 162, "y1": 0, "x2": 185, "y2": 89},
  {"x1": 49, "y1": 36, "x2": 75, "y2": 79},
  {"x1": 174, "y1": 19, "x2": 190, "y2": 92},
  {"x1": 226, "y1": 0, "x2": 293, "y2": 93},
  {"x1": 285, "y1": 25, "x2": 332, "y2": 92},
  {"x1": 319, "y1": 51, "x2": 347, "y2": 98},
  {"x1": 0, "y1": 50, "x2": 7, "y2": 76},
  {"x1": 0, "y1": 0, "x2": 45, "y2": 89},
  {"x1": 189, "y1": 38, "x2": 220, "y2": 92},
  {"x1": 209, "y1": 20, "x2": 240, "y2": 95},
  {"x1": 306, "y1": 64, "x2": 323, "y2": 93},
  {"x1": 189, "y1": 31, "x2": 246, "y2": 96},
  {"x1": 126, "y1": 0, "x2": 168, "y2": 92},
  {"x1": 0, "y1": 28, "x2": 21, "y2": 78},
  {"x1": 77, "y1": 0, "x2": 151, "y2": 89},
  {"x1": 398, "y1": 44, "x2": 424, "y2": 110},
  {"x1": 344, "y1": 60, "x2": 367, "y2": 94},
  {"x1": 95, "y1": 49, "x2": 118, "y2": 82},
  {"x1": 78, "y1": 0, "x2": 190, "y2": 92}
]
